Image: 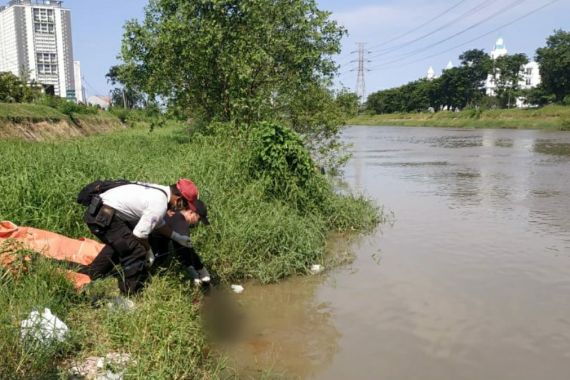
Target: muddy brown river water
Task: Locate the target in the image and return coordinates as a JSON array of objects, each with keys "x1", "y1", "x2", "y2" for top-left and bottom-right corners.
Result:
[{"x1": 224, "y1": 126, "x2": 570, "y2": 379}]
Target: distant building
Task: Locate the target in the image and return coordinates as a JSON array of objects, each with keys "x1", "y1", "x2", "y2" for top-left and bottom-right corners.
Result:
[
  {"x1": 87, "y1": 95, "x2": 110, "y2": 110},
  {"x1": 426, "y1": 37, "x2": 541, "y2": 108},
  {"x1": 0, "y1": 0, "x2": 76, "y2": 99},
  {"x1": 490, "y1": 37, "x2": 508, "y2": 60},
  {"x1": 485, "y1": 38, "x2": 541, "y2": 104},
  {"x1": 426, "y1": 66, "x2": 435, "y2": 81},
  {"x1": 73, "y1": 60, "x2": 84, "y2": 103}
]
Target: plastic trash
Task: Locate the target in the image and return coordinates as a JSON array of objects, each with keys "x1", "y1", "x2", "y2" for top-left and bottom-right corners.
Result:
[
  {"x1": 310, "y1": 264, "x2": 324, "y2": 274},
  {"x1": 106, "y1": 297, "x2": 136, "y2": 311},
  {"x1": 230, "y1": 284, "x2": 244, "y2": 294},
  {"x1": 20, "y1": 308, "x2": 68, "y2": 344},
  {"x1": 69, "y1": 352, "x2": 131, "y2": 380}
]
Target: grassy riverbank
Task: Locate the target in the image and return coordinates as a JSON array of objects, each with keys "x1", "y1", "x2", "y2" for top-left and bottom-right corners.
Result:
[
  {"x1": 0, "y1": 120, "x2": 379, "y2": 378},
  {"x1": 0, "y1": 103, "x2": 126, "y2": 141},
  {"x1": 349, "y1": 104, "x2": 570, "y2": 130}
]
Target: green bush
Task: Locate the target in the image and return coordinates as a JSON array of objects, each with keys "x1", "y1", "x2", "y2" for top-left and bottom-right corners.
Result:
[
  {"x1": 109, "y1": 107, "x2": 129, "y2": 123},
  {"x1": 249, "y1": 122, "x2": 326, "y2": 210},
  {"x1": 37, "y1": 95, "x2": 98, "y2": 117},
  {"x1": 0, "y1": 72, "x2": 41, "y2": 103}
]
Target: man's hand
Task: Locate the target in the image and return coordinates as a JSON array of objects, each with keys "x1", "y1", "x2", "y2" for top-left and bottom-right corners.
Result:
[
  {"x1": 145, "y1": 248, "x2": 155, "y2": 268},
  {"x1": 170, "y1": 231, "x2": 192, "y2": 248}
]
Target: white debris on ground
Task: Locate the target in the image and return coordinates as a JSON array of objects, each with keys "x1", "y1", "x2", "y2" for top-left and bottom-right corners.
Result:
[
  {"x1": 20, "y1": 308, "x2": 68, "y2": 344},
  {"x1": 310, "y1": 264, "x2": 324, "y2": 274},
  {"x1": 105, "y1": 296, "x2": 136, "y2": 311},
  {"x1": 68, "y1": 352, "x2": 131, "y2": 380},
  {"x1": 230, "y1": 284, "x2": 244, "y2": 294}
]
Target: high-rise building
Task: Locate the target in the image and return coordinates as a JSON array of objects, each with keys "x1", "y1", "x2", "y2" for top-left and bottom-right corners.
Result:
[
  {"x1": 73, "y1": 60, "x2": 84, "y2": 103},
  {"x1": 0, "y1": 0, "x2": 78, "y2": 99}
]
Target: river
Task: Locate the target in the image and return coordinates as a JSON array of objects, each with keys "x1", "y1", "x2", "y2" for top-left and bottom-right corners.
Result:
[{"x1": 224, "y1": 126, "x2": 570, "y2": 379}]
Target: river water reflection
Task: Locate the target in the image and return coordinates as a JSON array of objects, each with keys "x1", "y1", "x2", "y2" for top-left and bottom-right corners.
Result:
[{"x1": 226, "y1": 126, "x2": 570, "y2": 379}]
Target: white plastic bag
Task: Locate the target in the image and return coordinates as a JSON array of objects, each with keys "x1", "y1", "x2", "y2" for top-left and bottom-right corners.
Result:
[
  {"x1": 310, "y1": 264, "x2": 324, "y2": 274},
  {"x1": 20, "y1": 308, "x2": 68, "y2": 344},
  {"x1": 230, "y1": 284, "x2": 244, "y2": 294}
]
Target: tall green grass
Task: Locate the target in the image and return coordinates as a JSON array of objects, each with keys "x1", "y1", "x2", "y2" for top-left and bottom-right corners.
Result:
[
  {"x1": 0, "y1": 103, "x2": 67, "y2": 124},
  {"x1": 0, "y1": 254, "x2": 219, "y2": 378},
  {"x1": 0, "y1": 121, "x2": 379, "y2": 376}
]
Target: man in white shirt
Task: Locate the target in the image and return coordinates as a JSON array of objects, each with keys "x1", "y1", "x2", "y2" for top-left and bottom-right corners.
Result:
[{"x1": 80, "y1": 178, "x2": 201, "y2": 295}]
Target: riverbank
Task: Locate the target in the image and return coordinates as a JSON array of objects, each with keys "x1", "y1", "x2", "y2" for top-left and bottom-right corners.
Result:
[
  {"x1": 0, "y1": 119, "x2": 379, "y2": 377},
  {"x1": 0, "y1": 103, "x2": 126, "y2": 141},
  {"x1": 348, "y1": 104, "x2": 570, "y2": 130}
]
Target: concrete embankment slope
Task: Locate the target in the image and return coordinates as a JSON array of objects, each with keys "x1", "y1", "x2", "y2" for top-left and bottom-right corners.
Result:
[
  {"x1": 349, "y1": 105, "x2": 570, "y2": 130},
  {"x1": 0, "y1": 103, "x2": 125, "y2": 141}
]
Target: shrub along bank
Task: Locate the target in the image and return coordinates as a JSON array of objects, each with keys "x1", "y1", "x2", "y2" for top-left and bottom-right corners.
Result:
[{"x1": 0, "y1": 121, "x2": 379, "y2": 377}]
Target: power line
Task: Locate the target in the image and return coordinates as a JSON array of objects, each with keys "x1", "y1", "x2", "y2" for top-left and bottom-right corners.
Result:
[
  {"x1": 82, "y1": 76, "x2": 104, "y2": 97},
  {"x1": 338, "y1": 0, "x2": 504, "y2": 73},
  {"x1": 369, "y1": 0, "x2": 560, "y2": 72},
  {"x1": 367, "y1": 0, "x2": 471, "y2": 52},
  {"x1": 368, "y1": 0, "x2": 527, "y2": 70},
  {"x1": 368, "y1": 0, "x2": 501, "y2": 60}
]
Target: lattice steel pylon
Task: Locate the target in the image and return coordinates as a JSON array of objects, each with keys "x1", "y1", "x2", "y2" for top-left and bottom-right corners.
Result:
[{"x1": 355, "y1": 42, "x2": 368, "y2": 104}]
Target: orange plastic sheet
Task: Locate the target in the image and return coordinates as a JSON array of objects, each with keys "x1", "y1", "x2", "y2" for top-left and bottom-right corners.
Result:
[{"x1": 0, "y1": 221, "x2": 103, "y2": 289}]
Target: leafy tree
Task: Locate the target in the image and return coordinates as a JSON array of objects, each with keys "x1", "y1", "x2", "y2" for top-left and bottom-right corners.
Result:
[
  {"x1": 437, "y1": 67, "x2": 472, "y2": 110},
  {"x1": 366, "y1": 79, "x2": 436, "y2": 114},
  {"x1": 459, "y1": 49, "x2": 492, "y2": 106},
  {"x1": 335, "y1": 90, "x2": 360, "y2": 118},
  {"x1": 280, "y1": 81, "x2": 347, "y2": 170},
  {"x1": 0, "y1": 72, "x2": 41, "y2": 103},
  {"x1": 519, "y1": 87, "x2": 556, "y2": 107},
  {"x1": 536, "y1": 29, "x2": 570, "y2": 102},
  {"x1": 118, "y1": 0, "x2": 345, "y2": 127},
  {"x1": 493, "y1": 53, "x2": 529, "y2": 107},
  {"x1": 106, "y1": 65, "x2": 146, "y2": 109}
]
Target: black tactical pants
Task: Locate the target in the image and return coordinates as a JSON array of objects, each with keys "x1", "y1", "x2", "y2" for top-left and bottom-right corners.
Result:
[
  {"x1": 148, "y1": 235, "x2": 204, "y2": 270},
  {"x1": 80, "y1": 207, "x2": 148, "y2": 295}
]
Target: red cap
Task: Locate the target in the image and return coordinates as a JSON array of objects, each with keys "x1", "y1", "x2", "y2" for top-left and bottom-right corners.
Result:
[{"x1": 176, "y1": 178, "x2": 199, "y2": 211}]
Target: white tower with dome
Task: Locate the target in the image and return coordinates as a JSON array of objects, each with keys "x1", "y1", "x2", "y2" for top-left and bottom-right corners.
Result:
[{"x1": 490, "y1": 37, "x2": 508, "y2": 60}]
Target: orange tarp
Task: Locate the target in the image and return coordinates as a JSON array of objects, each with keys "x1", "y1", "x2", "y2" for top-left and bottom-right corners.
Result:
[{"x1": 0, "y1": 221, "x2": 103, "y2": 289}]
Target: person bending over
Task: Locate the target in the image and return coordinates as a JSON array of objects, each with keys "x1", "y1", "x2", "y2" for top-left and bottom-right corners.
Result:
[{"x1": 80, "y1": 179, "x2": 202, "y2": 295}]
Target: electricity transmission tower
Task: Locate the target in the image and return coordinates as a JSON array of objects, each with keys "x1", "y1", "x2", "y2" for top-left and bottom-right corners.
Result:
[{"x1": 353, "y1": 42, "x2": 370, "y2": 104}]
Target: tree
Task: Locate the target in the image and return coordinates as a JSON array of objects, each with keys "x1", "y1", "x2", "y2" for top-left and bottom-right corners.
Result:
[
  {"x1": 118, "y1": 0, "x2": 345, "y2": 127},
  {"x1": 0, "y1": 72, "x2": 41, "y2": 103},
  {"x1": 493, "y1": 53, "x2": 529, "y2": 107},
  {"x1": 459, "y1": 49, "x2": 492, "y2": 106},
  {"x1": 335, "y1": 90, "x2": 360, "y2": 117},
  {"x1": 438, "y1": 67, "x2": 472, "y2": 110},
  {"x1": 106, "y1": 65, "x2": 146, "y2": 109},
  {"x1": 536, "y1": 29, "x2": 570, "y2": 103}
]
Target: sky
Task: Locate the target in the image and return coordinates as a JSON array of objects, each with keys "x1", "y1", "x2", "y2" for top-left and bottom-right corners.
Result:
[{"x1": 60, "y1": 0, "x2": 570, "y2": 98}]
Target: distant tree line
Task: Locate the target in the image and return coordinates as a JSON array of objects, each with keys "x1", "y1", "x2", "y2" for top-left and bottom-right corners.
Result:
[{"x1": 366, "y1": 30, "x2": 570, "y2": 114}]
